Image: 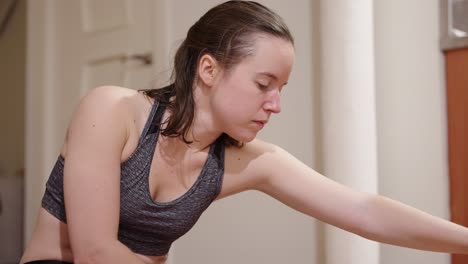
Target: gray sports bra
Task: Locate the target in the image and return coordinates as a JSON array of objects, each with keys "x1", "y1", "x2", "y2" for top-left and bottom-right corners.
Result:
[{"x1": 41, "y1": 100, "x2": 225, "y2": 256}]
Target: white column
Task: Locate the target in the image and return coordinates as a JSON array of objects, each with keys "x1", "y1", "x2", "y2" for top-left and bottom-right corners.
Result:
[{"x1": 319, "y1": 1, "x2": 379, "y2": 264}]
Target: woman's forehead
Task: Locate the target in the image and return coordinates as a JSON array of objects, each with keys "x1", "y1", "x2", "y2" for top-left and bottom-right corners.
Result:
[{"x1": 243, "y1": 36, "x2": 295, "y2": 77}]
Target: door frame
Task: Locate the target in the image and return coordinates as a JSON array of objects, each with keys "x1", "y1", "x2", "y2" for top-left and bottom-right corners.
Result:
[
  {"x1": 24, "y1": 0, "x2": 57, "y2": 242},
  {"x1": 440, "y1": 0, "x2": 468, "y2": 50},
  {"x1": 440, "y1": 1, "x2": 468, "y2": 264}
]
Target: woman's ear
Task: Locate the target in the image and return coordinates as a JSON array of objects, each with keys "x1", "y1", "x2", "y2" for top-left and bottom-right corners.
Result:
[{"x1": 197, "y1": 54, "x2": 219, "y2": 87}]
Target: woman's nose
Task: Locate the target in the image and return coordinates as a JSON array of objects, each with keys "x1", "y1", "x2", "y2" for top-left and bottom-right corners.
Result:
[{"x1": 263, "y1": 90, "x2": 281, "y2": 114}]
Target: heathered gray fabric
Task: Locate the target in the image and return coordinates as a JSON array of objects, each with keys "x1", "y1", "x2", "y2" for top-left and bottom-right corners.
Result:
[{"x1": 41, "y1": 101, "x2": 225, "y2": 256}]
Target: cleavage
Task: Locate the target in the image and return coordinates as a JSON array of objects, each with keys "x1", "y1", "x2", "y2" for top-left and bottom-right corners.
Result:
[{"x1": 148, "y1": 140, "x2": 210, "y2": 203}]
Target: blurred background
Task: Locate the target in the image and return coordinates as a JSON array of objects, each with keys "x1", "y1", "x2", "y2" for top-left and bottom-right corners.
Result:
[{"x1": 1, "y1": 0, "x2": 467, "y2": 263}]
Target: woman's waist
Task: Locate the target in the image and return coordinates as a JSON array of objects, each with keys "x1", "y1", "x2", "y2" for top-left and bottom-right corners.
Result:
[{"x1": 25, "y1": 208, "x2": 168, "y2": 264}]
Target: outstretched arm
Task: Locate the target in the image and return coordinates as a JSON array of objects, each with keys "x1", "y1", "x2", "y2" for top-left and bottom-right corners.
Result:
[
  {"x1": 248, "y1": 140, "x2": 468, "y2": 254},
  {"x1": 357, "y1": 194, "x2": 468, "y2": 253}
]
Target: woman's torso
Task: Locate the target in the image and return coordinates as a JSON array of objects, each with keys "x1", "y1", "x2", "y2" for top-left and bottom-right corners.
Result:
[{"x1": 21, "y1": 87, "x2": 259, "y2": 264}]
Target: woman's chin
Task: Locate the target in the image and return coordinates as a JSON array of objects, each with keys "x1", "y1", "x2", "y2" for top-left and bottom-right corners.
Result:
[{"x1": 231, "y1": 132, "x2": 258, "y2": 143}]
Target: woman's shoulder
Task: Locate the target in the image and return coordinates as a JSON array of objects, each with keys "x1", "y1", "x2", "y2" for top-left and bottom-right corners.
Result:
[
  {"x1": 60, "y1": 86, "x2": 152, "y2": 158},
  {"x1": 77, "y1": 85, "x2": 153, "y2": 118},
  {"x1": 224, "y1": 138, "x2": 284, "y2": 176},
  {"x1": 226, "y1": 138, "x2": 281, "y2": 157},
  {"x1": 226, "y1": 138, "x2": 300, "y2": 178},
  {"x1": 220, "y1": 139, "x2": 288, "y2": 198},
  {"x1": 81, "y1": 85, "x2": 145, "y2": 105}
]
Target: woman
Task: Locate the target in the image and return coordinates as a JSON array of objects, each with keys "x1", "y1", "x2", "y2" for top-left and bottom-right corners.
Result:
[{"x1": 20, "y1": 1, "x2": 468, "y2": 263}]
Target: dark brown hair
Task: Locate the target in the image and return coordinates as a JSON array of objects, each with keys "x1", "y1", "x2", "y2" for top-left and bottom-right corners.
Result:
[{"x1": 142, "y1": 1, "x2": 294, "y2": 146}]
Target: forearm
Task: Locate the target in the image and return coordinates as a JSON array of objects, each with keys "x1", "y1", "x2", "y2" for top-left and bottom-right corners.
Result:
[
  {"x1": 73, "y1": 240, "x2": 146, "y2": 264},
  {"x1": 360, "y1": 194, "x2": 468, "y2": 254}
]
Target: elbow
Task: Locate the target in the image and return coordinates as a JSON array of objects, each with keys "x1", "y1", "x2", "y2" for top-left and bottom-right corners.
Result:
[
  {"x1": 73, "y1": 249, "x2": 102, "y2": 264},
  {"x1": 72, "y1": 242, "x2": 115, "y2": 264},
  {"x1": 353, "y1": 194, "x2": 395, "y2": 242},
  {"x1": 348, "y1": 193, "x2": 385, "y2": 241}
]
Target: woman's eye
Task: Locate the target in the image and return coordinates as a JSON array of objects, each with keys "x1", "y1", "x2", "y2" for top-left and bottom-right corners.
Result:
[{"x1": 256, "y1": 82, "x2": 269, "y2": 90}]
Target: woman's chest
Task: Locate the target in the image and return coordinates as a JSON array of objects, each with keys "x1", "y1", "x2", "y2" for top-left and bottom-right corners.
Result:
[{"x1": 147, "y1": 148, "x2": 208, "y2": 203}]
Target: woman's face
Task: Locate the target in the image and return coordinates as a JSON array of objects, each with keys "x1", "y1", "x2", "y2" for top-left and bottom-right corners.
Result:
[{"x1": 210, "y1": 34, "x2": 295, "y2": 142}]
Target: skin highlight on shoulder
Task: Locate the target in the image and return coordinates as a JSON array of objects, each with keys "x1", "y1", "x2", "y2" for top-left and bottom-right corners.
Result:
[
  {"x1": 219, "y1": 139, "x2": 281, "y2": 199},
  {"x1": 61, "y1": 86, "x2": 152, "y2": 161}
]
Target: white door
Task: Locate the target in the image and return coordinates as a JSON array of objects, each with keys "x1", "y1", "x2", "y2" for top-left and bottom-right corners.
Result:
[
  {"x1": 53, "y1": 0, "x2": 154, "y2": 147},
  {"x1": 25, "y1": 0, "x2": 155, "y2": 242}
]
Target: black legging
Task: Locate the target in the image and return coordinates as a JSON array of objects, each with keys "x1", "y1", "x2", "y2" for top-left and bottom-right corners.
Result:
[{"x1": 24, "y1": 261, "x2": 73, "y2": 264}]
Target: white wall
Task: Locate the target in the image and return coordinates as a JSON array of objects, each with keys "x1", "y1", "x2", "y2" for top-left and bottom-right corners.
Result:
[{"x1": 375, "y1": 0, "x2": 450, "y2": 263}]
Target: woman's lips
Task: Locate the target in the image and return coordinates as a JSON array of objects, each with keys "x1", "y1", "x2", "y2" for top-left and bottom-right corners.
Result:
[{"x1": 253, "y1": 120, "x2": 267, "y2": 128}]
